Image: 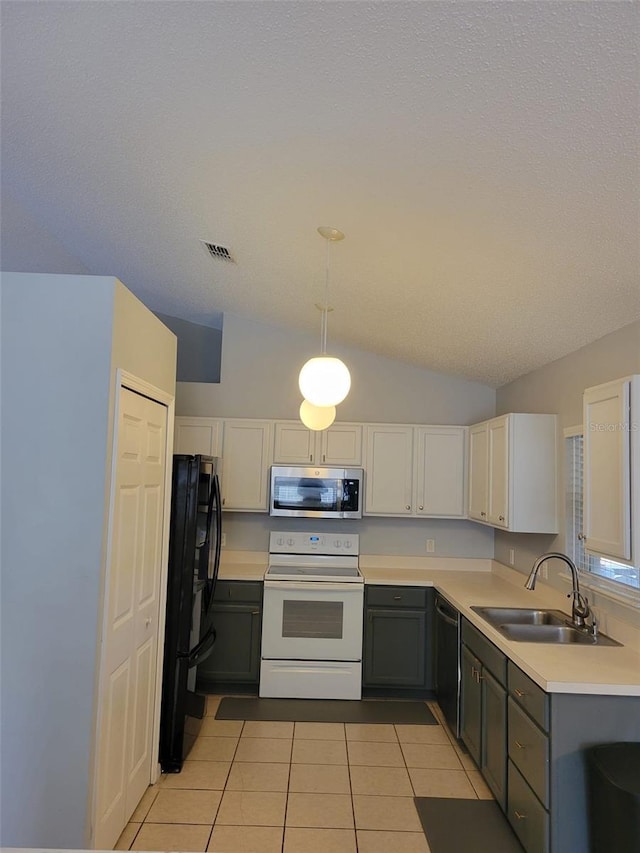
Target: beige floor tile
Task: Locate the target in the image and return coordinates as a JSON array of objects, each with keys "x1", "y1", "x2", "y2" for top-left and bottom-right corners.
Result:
[
  {"x1": 395, "y1": 724, "x2": 450, "y2": 745},
  {"x1": 161, "y1": 761, "x2": 230, "y2": 790},
  {"x1": 146, "y1": 788, "x2": 221, "y2": 824},
  {"x1": 401, "y1": 742, "x2": 463, "y2": 770},
  {"x1": 241, "y1": 720, "x2": 294, "y2": 739},
  {"x1": 288, "y1": 763, "x2": 351, "y2": 794},
  {"x1": 467, "y1": 770, "x2": 495, "y2": 799},
  {"x1": 190, "y1": 736, "x2": 238, "y2": 762},
  {"x1": 206, "y1": 695, "x2": 223, "y2": 716},
  {"x1": 284, "y1": 827, "x2": 357, "y2": 852},
  {"x1": 352, "y1": 795, "x2": 423, "y2": 832},
  {"x1": 215, "y1": 790, "x2": 287, "y2": 826},
  {"x1": 114, "y1": 822, "x2": 141, "y2": 850},
  {"x1": 349, "y1": 765, "x2": 413, "y2": 796},
  {"x1": 347, "y1": 740, "x2": 404, "y2": 767},
  {"x1": 226, "y1": 761, "x2": 290, "y2": 792},
  {"x1": 294, "y1": 722, "x2": 345, "y2": 740},
  {"x1": 409, "y1": 767, "x2": 478, "y2": 798},
  {"x1": 208, "y1": 824, "x2": 283, "y2": 852},
  {"x1": 200, "y1": 718, "x2": 244, "y2": 738},
  {"x1": 130, "y1": 822, "x2": 212, "y2": 852},
  {"x1": 234, "y1": 737, "x2": 292, "y2": 763},
  {"x1": 292, "y1": 738, "x2": 348, "y2": 765},
  {"x1": 286, "y1": 792, "x2": 354, "y2": 829},
  {"x1": 130, "y1": 785, "x2": 160, "y2": 822},
  {"x1": 345, "y1": 723, "x2": 397, "y2": 742},
  {"x1": 357, "y1": 829, "x2": 431, "y2": 852}
]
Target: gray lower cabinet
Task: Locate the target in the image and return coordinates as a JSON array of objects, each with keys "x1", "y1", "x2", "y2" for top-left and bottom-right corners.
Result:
[
  {"x1": 363, "y1": 586, "x2": 435, "y2": 694},
  {"x1": 461, "y1": 621, "x2": 640, "y2": 853},
  {"x1": 196, "y1": 581, "x2": 262, "y2": 691},
  {"x1": 460, "y1": 619, "x2": 508, "y2": 810}
]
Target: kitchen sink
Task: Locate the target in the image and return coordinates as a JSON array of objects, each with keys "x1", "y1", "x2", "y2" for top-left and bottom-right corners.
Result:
[{"x1": 470, "y1": 606, "x2": 622, "y2": 646}]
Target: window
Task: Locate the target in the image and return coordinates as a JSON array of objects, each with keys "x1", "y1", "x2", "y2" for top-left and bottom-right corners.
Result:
[{"x1": 566, "y1": 434, "x2": 639, "y2": 591}]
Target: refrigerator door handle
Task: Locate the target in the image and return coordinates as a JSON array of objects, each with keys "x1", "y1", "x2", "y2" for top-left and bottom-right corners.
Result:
[
  {"x1": 187, "y1": 626, "x2": 216, "y2": 669},
  {"x1": 204, "y1": 473, "x2": 223, "y2": 615}
]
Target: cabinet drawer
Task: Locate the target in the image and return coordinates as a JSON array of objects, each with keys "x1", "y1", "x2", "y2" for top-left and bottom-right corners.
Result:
[
  {"x1": 508, "y1": 698, "x2": 549, "y2": 807},
  {"x1": 507, "y1": 760, "x2": 549, "y2": 853},
  {"x1": 366, "y1": 586, "x2": 427, "y2": 608},
  {"x1": 214, "y1": 581, "x2": 263, "y2": 604},
  {"x1": 508, "y1": 661, "x2": 549, "y2": 731},
  {"x1": 461, "y1": 619, "x2": 507, "y2": 687}
]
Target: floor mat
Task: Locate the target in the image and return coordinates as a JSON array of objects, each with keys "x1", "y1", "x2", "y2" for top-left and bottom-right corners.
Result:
[
  {"x1": 414, "y1": 797, "x2": 523, "y2": 853},
  {"x1": 215, "y1": 697, "x2": 438, "y2": 724}
]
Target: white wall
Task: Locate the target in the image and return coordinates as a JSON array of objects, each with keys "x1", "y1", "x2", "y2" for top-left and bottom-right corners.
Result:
[
  {"x1": 495, "y1": 320, "x2": 640, "y2": 628},
  {"x1": 178, "y1": 312, "x2": 496, "y2": 558},
  {"x1": 0, "y1": 273, "x2": 176, "y2": 848}
]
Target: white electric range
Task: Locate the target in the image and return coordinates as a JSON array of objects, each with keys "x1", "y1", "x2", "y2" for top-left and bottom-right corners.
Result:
[{"x1": 259, "y1": 531, "x2": 364, "y2": 700}]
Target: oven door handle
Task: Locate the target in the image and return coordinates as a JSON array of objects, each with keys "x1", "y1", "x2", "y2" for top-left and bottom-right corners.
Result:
[{"x1": 264, "y1": 580, "x2": 363, "y2": 593}]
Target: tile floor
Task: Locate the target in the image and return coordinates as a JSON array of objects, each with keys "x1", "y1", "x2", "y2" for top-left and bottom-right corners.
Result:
[{"x1": 115, "y1": 697, "x2": 493, "y2": 853}]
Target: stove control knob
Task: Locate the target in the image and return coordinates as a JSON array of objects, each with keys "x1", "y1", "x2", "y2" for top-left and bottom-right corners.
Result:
[
  {"x1": 287, "y1": 537, "x2": 294, "y2": 546},
  {"x1": 343, "y1": 540, "x2": 352, "y2": 549},
  {"x1": 276, "y1": 536, "x2": 284, "y2": 546},
  {"x1": 334, "y1": 539, "x2": 342, "y2": 548}
]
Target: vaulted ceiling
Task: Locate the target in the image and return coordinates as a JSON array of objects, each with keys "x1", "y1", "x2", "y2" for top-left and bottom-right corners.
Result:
[{"x1": 2, "y1": 1, "x2": 638, "y2": 387}]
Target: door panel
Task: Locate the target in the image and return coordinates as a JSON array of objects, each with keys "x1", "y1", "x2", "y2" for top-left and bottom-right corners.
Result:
[{"x1": 94, "y1": 387, "x2": 168, "y2": 849}]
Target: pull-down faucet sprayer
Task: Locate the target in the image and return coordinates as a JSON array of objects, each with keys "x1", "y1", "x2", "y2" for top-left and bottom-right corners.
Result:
[{"x1": 525, "y1": 552, "x2": 591, "y2": 629}]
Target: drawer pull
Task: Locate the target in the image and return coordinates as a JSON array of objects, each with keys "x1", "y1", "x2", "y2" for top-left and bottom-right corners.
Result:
[
  {"x1": 514, "y1": 740, "x2": 526, "y2": 750},
  {"x1": 514, "y1": 688, "x2": 526, "y2": 698},
  {"x1": 514, "y1": 811, "x2": 527, "y2": 821},
  {"x1": 393, "y1": 595, "x2": 402, "y2": 600}
]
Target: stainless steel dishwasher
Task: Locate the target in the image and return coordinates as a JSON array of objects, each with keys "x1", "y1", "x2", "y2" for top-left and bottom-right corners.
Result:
[{"x1": 435, "y1": 593, "x2": 461, "y2": 737}]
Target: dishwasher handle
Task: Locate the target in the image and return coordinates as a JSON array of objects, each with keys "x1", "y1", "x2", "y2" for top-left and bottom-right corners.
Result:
[{"x1": 436, "y1": 599, "x2": 459, "y2": 627}]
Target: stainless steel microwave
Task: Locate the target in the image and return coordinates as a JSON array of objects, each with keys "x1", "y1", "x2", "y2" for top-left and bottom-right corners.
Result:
[{"x1": 269, "y1": 466, "x2": 363, "y2": 519}]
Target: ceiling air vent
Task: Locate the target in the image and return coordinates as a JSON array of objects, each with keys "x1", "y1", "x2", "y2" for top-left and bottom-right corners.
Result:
[{"x1": 201, "y1": 240, "x2": 235, "y2": 263}]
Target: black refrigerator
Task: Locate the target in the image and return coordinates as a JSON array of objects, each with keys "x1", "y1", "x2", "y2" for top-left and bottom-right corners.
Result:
[{"x1": 159, "y1": 454, "x2": 222, "y2": 772}]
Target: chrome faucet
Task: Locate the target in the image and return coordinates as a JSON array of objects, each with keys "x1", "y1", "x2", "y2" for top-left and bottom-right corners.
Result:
[{"x1": 525, "y1": 552, "x2": 591, "y2": 629}]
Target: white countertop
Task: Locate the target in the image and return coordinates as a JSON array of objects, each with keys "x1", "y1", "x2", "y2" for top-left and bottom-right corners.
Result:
[{"x1": 218, "y1": 549, "x2": 640, "y2": 697}]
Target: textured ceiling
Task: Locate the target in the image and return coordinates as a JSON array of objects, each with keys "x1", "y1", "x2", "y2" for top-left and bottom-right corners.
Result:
[{"x1": 2, "y1": 1, "x2": 638, "y2": 387}]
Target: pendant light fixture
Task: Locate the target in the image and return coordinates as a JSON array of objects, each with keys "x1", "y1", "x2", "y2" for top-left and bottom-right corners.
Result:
[
  {"x1": 299, "y1": 399, "x2": 336, "y2": 431},
  {"x1": 298, "y1": 226, "x2": 351, "y2": 409}
]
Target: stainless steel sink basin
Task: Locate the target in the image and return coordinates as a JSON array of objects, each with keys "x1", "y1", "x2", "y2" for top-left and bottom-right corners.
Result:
[
  {"x1": 500, "y1": 624, "x2": 620, "y2": 646},
  {"x1": 472, "y1": 606, "x2": 567, "y2": 626},
  {"x1": 470, "y1": 606, "x2": 621, "y2": 646}
]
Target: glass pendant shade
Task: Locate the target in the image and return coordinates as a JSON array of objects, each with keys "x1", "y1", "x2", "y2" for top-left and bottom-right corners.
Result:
[
  {"x1": 299, "y1": 356, "x2": 351, "y2": 407},
  {"x1": 299, "y1": 399, "x2": 336, "y2": 431}
]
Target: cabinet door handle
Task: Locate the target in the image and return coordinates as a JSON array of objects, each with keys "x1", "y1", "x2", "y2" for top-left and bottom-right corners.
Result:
[
  {"x1": 222, "y1": 497, "x2": 226, "y2": 506},
  {"x1": 514, "y1": 811, "x2": 527, "y2": 821},
  {"x1": 499, "y1": 515, "x2": 505, "y2": 522},
  {"x1": 323, "y1": 454, "x2": 326, "y2": 462},
  {"x1": 406, "y1": 505, "x2": 411, "y2": 510},
  {"x1": 251, "y1": 610, "x2": 260, "y2": 615},
  {"x1": 514, "y1": 688, "x2": 526, "y2": 698},
  {"x1": 310, "y1": 454, "x2": 313, "y2": 461},
  {"x1": 418, "y1": 505, "x2": 424, "y2": 511},
  {"x1": 514, "y1": 740, "x2": 526, "y2": 750},
  {"x1": 577, "y1": 532, "x2": 586, "y2": 541},
  {"x1": 480, "y1": 511, "x2": 486, "y2": 517}
]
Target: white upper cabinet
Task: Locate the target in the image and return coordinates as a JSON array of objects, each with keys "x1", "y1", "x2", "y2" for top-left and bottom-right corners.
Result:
[
  {"x1": 468, "y1": 413, "x2": 558, "y2": 533},
  {"x1": 365, "y1": 424, "x2": 467, "y2": 517},
  {"x1": 365, "y1": 425, "x2": 414, "y2": 515},
  {"x1": 583, "y1": 375, "x2": 639, "y2": 564},
  {"x1": 174, "y1": 416, "x2": 222, "y2": 457},
  {"x1": 220, "y1": 420, "x2": 273, "y2": 512},
  {"x1": 273, "y1": 422, "x2": 362, "y2": 466},
  {"x1": 415, "y1": 426, "x2": 467, "y2": 517}
]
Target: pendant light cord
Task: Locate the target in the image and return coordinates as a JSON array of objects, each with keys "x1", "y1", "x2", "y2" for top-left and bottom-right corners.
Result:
[{"x1": 321, "y1": 236, "x2": 329, "y2": 354}]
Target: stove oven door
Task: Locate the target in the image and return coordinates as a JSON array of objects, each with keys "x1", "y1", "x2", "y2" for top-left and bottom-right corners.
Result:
[{"x1": 262, "y1": 581, "x2": 364, "y2": 661}]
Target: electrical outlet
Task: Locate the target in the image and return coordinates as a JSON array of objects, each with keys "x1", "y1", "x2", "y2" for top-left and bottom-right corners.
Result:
[
  {"x1": 509, "y1": 548, "x2": 515, "y2": 566},
  {"x1": 221, "y1": 533, "x2": 226, "y2": 547},
  {"x1": 426, "y1": 539, "x2": 435, "y2": 553}
]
